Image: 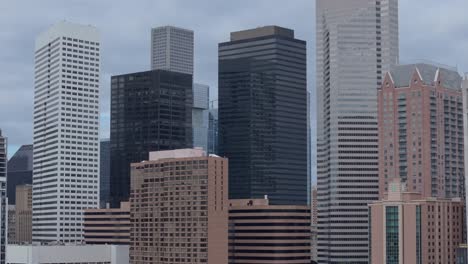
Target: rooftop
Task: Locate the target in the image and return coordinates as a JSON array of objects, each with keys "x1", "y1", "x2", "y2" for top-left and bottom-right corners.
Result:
[
  {"x1": 389, "y1": 63, "x2": 462, "y2": 90},
  {"x1": 230, "y1": 25, "x2": 294, "y2": 41},
  {"x1": 148, "y1": 148, "x2": 206, "y2": 161}
]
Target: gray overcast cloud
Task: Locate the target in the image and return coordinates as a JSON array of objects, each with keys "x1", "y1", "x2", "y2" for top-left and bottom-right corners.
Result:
[{"x1": 1, "y1": 0, "x2": 468, "y2": 157}]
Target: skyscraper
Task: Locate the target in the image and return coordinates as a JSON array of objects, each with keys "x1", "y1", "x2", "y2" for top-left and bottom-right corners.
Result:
[
  {"x1": 0, "y1": 130, "x2": 7, "y2": 264},
  {"x1": 7, "y1": 144, "x2": 32, "y2": 205},
  {"x1": 219, "y1": 26, "x2": 308, "y2": 205},
  {"x1": 192, "y1": 83, "x2": 209, "y2": 151},
  {"x1": 316, "y1": 0, "x2": 399, "y2": 262},
  {"x1": 463, "y1": 75, "x2": 468, "y2": 248},
  {"x1": 109, "y1": 70, "x2": 192, "y2": 207},
  {"x1": 33, "y1": 21, "x2": 100, "y2": 243},
  {"x1": 130, "y1": 148, "x2": 228, "y2": 264},
  {"x1": 151, "y1": 26, "x2": 194, "y2": 75},
  {"x1": 378, "y1": 63, "x2": 464, "y2": 199},
  {"x1": 100, "y1": 139, "x2": 110, "y2": 208}
]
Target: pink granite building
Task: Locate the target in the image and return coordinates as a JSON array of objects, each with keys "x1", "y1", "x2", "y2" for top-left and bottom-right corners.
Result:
[
  {"x1": 370, "y1": 178, "x2": 464, "y2": 264},
  {"x1": 378, "y1": 63, "x2": 464, "y2": 199}
]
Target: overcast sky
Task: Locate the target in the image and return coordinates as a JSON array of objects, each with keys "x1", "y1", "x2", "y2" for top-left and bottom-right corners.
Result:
[{"x1": 1, "y1": 0, "x2": 468, "y2": 158}]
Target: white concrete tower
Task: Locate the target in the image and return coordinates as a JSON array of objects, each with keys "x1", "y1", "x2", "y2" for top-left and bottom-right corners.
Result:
[
  {"x1": 0, "y1": 130, "x2": 7, "y2": 263},
  {"x1": 316, "y1": 0, "x2": 399, "y2": 263},
  {"x1": 150, "y1": 26, "x2": 194, "y2": 75},
  {"x1": 33, "y1": 21, "x2": 100, "y2": 243}
]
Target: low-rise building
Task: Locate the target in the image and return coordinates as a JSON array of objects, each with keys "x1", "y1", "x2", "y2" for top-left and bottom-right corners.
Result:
[
  {"x1": 370, "y1": 179, "x2": 464, "y2": 264},
  {"x1": 228, "y1": 198, "x2": 311, "y2": 264},
  {"x1": 84, "y1": 201, "x2": 130, "y2": 245},
  {"x1": 6, "y1": 244, "x2": 129, "y2": 264}
]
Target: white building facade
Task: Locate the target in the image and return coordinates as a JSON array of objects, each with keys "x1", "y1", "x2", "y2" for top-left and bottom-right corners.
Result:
[
  {"x1": 0, "y1": 130, "x2": 7, "y2": 264},
  {"x1": 192, "y1": 83, "x2": 209, "y2": 152},
  {"x1": 150, "y1": 26, "x2": 194, "y2": 75},
  {"x1": 32, "y1": 21, "x2": 100, "y2": 243},
  {"x1": 6, "y1": 245, "x2": 128, "y2": 264},
  {"x1": 316, "y1": 0, "x2": 398, "y2": 263}
]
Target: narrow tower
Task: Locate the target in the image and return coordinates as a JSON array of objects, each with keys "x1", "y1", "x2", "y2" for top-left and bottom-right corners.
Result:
[{"x1": 33, "y1": 21, "x2": 100, "y2": 242}]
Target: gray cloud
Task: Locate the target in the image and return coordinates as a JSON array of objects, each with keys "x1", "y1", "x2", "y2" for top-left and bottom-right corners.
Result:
[{"x1": 1, "y1": 0, "x2": 467, "y2": 157}]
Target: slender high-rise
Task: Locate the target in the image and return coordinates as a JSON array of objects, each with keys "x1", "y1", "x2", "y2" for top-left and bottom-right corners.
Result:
[
  {"x1": 0, "y1": 130, "x2": 7, "y2": 264},
  {"x1": 316, "y1": 0, "x2": 399, "y2": 262},
  {"x1": 151, "y1": 26, "x2": 194, "y2": 75},
  {"x1": 192, "y1": 83, "x2": 209, "y2": 151},
  {"x1": 33, "y1": 21, "x2": 100, "y2": 243},
  {"x1": 219, "y1": 26, "x2": 308, "y2": 205}
]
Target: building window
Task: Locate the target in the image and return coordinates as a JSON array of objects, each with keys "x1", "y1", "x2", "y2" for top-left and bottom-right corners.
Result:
[{"x1": 386, "y1": 206, "x2": 399, "y2": 264}]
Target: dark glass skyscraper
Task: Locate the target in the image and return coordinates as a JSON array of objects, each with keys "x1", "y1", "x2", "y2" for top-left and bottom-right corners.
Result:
[
  {"x1": 99, "y1": 139, "x2": 110, "y2": 208},
  {"x1": 110, "y1": 70, "x2": 193, "y2": 207},
  {"x1": 218, "y1": 26, "x2": 308, "y2": 205},
  {"x1": 7, "y1": 144, "x2": 33, "y2": 205}
]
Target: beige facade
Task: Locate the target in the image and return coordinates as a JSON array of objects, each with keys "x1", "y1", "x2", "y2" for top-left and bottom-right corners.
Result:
[
  {"x1": 130, "y1": 148, "x2": 228, "y2": 264},
  {"x1": 370, "y1": 179, "x2": 464, "y2": 264},
  {"x1": 84, "y1": 202, "x2": 130, "y2": 245},
  {"x1": 228, "y1": 198, "x2": 311, "y2": 264},
  {"x1": 378, "y1": 64, "x2": 464, "y2": 199},
  {"x1": 15, "y1": 185, "x2": 32, "y2": 243}
]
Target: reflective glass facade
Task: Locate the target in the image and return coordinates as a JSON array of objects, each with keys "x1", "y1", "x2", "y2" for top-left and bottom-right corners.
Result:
[
  {"x1": 385, "y1": 206, "x2": 399, "y2": 264},
  {"x1": 99, "y1": 139, "x2": 110, "y2": 208},
  {"x1": 109, "y1": 70, "x2": 193, "y2": 207},
  {"x1": 219, "y1": 26, "x2": 308, "y2": 205},
  {"x1": 6, "y1": 144, "x2": 32, "y2": 205}
]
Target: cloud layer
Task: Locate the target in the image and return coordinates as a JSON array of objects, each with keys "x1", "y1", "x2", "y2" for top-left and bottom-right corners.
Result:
[{"x1": 1, "y1": 0, "x2": 467, "y2": 158}]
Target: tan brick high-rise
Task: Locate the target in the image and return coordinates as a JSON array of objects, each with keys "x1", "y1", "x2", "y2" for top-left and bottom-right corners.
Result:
[
  {"x1": 378, "y1": 63, "x2": 464, "y2": 199},
  {"x1": 130, "y1": 148, "x2": 228, "y2": 264}
]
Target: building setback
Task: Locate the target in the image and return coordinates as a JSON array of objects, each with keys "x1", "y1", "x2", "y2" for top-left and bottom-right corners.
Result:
[
  {"x1": 6, "y1": 145, "x2": 32, "y2": 205},
  {"x1": 15, "y1": 185, "x2": 32, "y2": 244},
  {"x1": 32, "y1": 21, "x2": 100, "y2": 243},
  {"x1": 315, "y1": 0, "x2": 399, "y2": 262},
  {"x1": 219, "y1": 25, "x2": 308, "y2": 205},
  {"x1": 378, "y1": 63, "x2": 464, "y2": 199},
  {"x1": 228, "y1": 198, "x2": 311, "y2": 264},
  {"x1": 130, "y1": 148, "x2": 228, "y2": 264},
  {"x1": 370, "y1": 179, "x2": 464, "y2": 264},
  {"x1": 151, "y1": 26, "x2": 194, "y2": 75},
  {"x1": 109, "y1": 70, "x2": 193, "y2": 207},
  {"x1": 84, "y1": 201, "x2": 130, "y2": 245}
]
